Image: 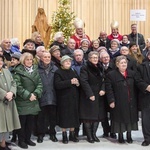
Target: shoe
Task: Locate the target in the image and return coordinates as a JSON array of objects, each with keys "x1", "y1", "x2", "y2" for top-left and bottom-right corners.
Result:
[
  {"x1": 62, "y1": 131, "x2": 68, "y2": 144},
  {"x1": 103, "y1": 133, "x2": 109, "y2": 138},
  {"x1": 11, "y1": 135, "x2": 17, "y2": 143},
  {"x1": 110, "y1": 133, "x2": 117, "y2": 139},
  {"x1": 26, "y1": 140, "x2": 36, "y2": 146},
  {"x1": 141, "y1": 141, "x2": 150, "y2": 146},
  {"x1": 126, "y1": 132, "x2": 133, "y2": 143},
  {"x1": 0, "y1": 146, "x2": 6, "y2": 150},
  {"x1": 37, "y1": 135, "x2": 43, "y2": 143},
  {"x1": 118, "y1": 133, "x2": 125, "y2": 143},
  {"x1": 50, "y1": 135, "x2": 58, "y2": 142},
  {"x1": 92, "y1": 122, "x2": 100, "y2": 142},
  {"x1": 84, "y1": 123, "x2": 94, "y2": 143},
  {"x1": 69, "y1": 131, "x2": 79, "y2": 142},
  {"x1": 4, "y1": 145, "x2": 11, "y2": 150},
  {"x1": 18, "y1": 141, "x2": 28, "y2": 149}
]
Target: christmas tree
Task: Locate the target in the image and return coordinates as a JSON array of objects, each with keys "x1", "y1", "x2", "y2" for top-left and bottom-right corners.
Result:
[{"x1": 50, "y1": 0, "x2": 75, "y2": 44}]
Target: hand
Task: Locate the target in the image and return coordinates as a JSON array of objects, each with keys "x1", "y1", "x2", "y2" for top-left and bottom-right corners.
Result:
[
  {"x1": 5, "y1": 92, "x2": 13, "y2": 101},
  {"x1": 110, "y1": 102, "x2": 115, "y2": 108},
  {"x1": 89, "y1": 96, "x2": 95, "y2": 101},
  {"x1": 146, "y1": 85, "x2": 150, "y2": 92},
  {"x1": 99, "y1": 90, "x2": 105, "y2": 96},
  {"x1": 71, "y1": 78, "x2": 79, "y2": 86},
  {"x1": 30, "y1": 93, "x2": 36, "y2": 101}
]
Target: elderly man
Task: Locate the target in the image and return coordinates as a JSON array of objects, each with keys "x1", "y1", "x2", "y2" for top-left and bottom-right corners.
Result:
[
  {"x1": 34, "y1": 46, "x2": 46, "y2": 64},
  {"x1": 71, "y1": 18, "x2": 91, "y2": 49},
  {"x1": 1, "y1": 39, "x2": 13, "y2": 61},
  {"x1": 99, "y1": 51, "x2": 116, "y2": 139},
  {"x1": 128, "y1": 23, "x2": 145, "y2": 52},
  {"x1": 71, "y1": 49, "x2": 86, "y2": 76},
  {"x1": 107, "y1": 21, "x2": 123, "y2": 49},
  {"x1": 37, "y1": 51, "x2": 58, "y2": 143},
  {"x1": 61, "y1": 38, "x2": 76, "y2": 58},
  {"x1": 98, "y1": 31, "x2": 107, "y2": 47}
]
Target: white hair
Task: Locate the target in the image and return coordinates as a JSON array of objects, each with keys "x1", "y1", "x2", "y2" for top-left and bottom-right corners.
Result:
[
  {"x1": 99, "y1": 51, "x2": 109, "y2": 59},
  {"x1": 10, "y1": 38, "x2": 19, "y2": 46},
  {"x1": 36, "y1": 46, "x2": 45, "y2": 52},
  {"x1": 53, "y1": 31, "x2": 63, "y2": 41},
  {"x1": 74, "y1": 49, "x2": 84, "y2": 56}
]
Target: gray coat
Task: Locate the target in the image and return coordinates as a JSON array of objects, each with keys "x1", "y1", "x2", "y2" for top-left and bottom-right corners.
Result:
[
  {"x1": 38, "y1": 61, "x2": 58, "y2": 107},
  {"x1": 0, "y1": 68, "x2": 20, "y2": 132}
]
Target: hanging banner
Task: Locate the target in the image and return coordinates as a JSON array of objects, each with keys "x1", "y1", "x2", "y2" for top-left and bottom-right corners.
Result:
[{"x1": 130, "y1": 9, "x2": 146, "y2": 21}]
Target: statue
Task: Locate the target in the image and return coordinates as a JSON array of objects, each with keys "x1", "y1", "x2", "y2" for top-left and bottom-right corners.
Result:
[{"x1": 32, "y1": 8, "x2": 51, "y2": 48}]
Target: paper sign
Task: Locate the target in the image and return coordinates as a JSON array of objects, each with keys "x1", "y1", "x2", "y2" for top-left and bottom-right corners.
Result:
[{"x1": 130, "y1": 9, "x2": 146, "y2": 21}]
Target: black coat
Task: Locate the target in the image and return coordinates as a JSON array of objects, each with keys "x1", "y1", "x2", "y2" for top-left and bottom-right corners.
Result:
[
  {"x1": 54, "y1": 68, "x2": 80, "y2": 128},
  {"x1": 126, "y1": 55, "x2": 137, "y2": 72},
  {"x1": 136, "y1": 61, "x2": 150, "y2": 109},
  {"x1": 79, "y1": 61, "x2": 106, "y2": 121},
  {"x1": 38, "y1": 61, "x2": 58, "y2": 107},
  {"x1": 105, "y1": 69, "x2": 138, "y2": 123}
]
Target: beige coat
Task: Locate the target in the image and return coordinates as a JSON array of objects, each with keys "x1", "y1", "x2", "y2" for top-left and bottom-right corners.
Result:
[{"x1": 0, "y1": 68, "x2": 20, "y2": 133}]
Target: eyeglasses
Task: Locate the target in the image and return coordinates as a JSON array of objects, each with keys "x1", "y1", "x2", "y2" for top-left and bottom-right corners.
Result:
[{"x1": 90, "y1": 57, "x2": 98, "y2": 59}]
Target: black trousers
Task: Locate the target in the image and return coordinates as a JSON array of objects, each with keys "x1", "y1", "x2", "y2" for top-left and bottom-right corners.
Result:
[
  {"x1": 142, "y1": 108, "x2": 150, "y2": 142},
  {"x1": 18, "y1": 115, "x2": 35, "y2": 142},
  {"x1": 101, "y1": 116, "x2": 110, "y2": 134},
  {"x1": 37, "y1": 105, "x2": 57, "y2": 136}
]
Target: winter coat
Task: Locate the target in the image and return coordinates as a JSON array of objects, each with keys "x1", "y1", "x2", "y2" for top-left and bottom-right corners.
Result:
[
  {"x1": 136, "y1": 61, "x2": 150, "y2": 110},
  {"x1": 0, "y1": 68, "x2": 20, "y2": 132},
  {"x1": 105, "y1": 69, "x2": 138, "y2": 123},
  {"x1": 38, "y1": 61, "x2": 58, "y2": 107},
  {"x1": 13, "y1": 64, "x2": 43, "y2": 115},
  {"x1": 79, "y1": 61, "x2": 106, "y2": 121},
  {"x1": 54, "y1": 68, "x2": 80, "y2": 128}
]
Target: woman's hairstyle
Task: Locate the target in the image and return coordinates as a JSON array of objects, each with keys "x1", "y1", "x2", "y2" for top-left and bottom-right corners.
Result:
[
  {"x1": 20, "y1": 52, "x2": 33, "y2": 65},
  {"x1": 115, "y1": 55, "x2": 128, "y2": 65},
  {"x1": 88, "y1": 51, "x2": 99, "y2": 59},
  {"x1": 31, "y1": 31, "x2": 41, "y2": 41},
  {"x1": 92, "y1": 39, "x2": 100, "y2": 45}
]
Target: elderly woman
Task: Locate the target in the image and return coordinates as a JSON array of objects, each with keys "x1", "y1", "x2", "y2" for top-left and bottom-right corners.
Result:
[
  {"x1": 0, "y1": 55, "x2": 20, "y2": 150},
  {"x1": 49, "y1": 45, "x2": 61, "y2": 68},
  {"x1": 31, "y1": 32, "x2": 44, "y2": 49},
  {"x1": 107, "y1": 39, "x2": 120, "y2": 59},
  {"x1": 50, "y1": 32, "x2": 67, "y2": 51},
  {"x1": 80, "y1": 38, "x2": 91, "y2": 60},
  {"x1": 105, "y1": 55, "x2": 138, "y2": 143},
  {"x1": 13, "y1": 52, "x2": 42, "y2": 149},
  {"x1": 80, "y1": 51, "x2": 106, "y2": 143},
  {"x1": 54, "y1": 55, "x2": 80, "y2": 144}
]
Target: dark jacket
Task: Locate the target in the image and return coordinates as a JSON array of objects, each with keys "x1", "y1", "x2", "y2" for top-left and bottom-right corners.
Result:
[
  {"x1": 136, "y1": 61, "x2": 150, "y2": 109},
  {"x1": 71, "y1": 59, "x2": 86, "y2": 76},
  {"x1": 105, "y1": 69, "x2": 138, "y2": 123},
  {"x1": 13, "y1": 64, "x2": 43, "y2": 115},
  {"x1": 38, "y1": 61, "x2": 58, "y2": 107},
  {"x1": 128, "y1": 32, "x2": 145, "y2": 52},
  {"x1": 54, "y1": 68, "x2": 80, "y2": 128},
  {"x1": 126, "y1": 55, "x2": 137, "y2": 72},
  {"x1": 61, "y1": 48, "x2": 74, "y2": 58},
  {"x1": 50, "y1": 41, "x2": 67, "y2": 51},
  {"x1": 79, "y1": 61, "x2": 106, "y2": 121}
]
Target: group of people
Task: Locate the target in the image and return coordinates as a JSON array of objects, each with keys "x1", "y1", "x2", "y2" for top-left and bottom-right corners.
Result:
[{"x1": 0, "y1": 18, "x2": 150, "y2": 150}]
